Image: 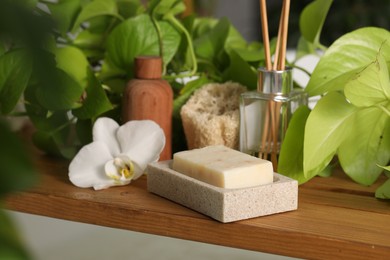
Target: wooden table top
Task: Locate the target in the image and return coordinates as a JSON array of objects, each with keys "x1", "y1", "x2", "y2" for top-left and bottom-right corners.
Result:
[{"x1": 5, "y1": 151, "x2": 390, "y2": 259}]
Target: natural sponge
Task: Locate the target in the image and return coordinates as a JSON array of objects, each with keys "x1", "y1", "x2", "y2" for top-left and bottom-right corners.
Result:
[{"x1": 180, "y1": 82, "x2": 247, "y2": 149}]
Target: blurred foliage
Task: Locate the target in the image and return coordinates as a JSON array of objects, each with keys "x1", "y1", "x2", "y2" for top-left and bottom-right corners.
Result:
[{"x1": 288, "y1": 0, "x2": 390, "y2": 47}]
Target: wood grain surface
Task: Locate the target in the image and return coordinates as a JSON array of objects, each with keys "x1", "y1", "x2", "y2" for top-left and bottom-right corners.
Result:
[{"x1": 5, "y1": 151, "x2": 390, "y2": 259}]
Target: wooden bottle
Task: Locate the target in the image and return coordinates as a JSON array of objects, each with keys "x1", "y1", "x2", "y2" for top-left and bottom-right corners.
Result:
[{"x1": 122, "y1": 56, "x2": 173, "y2": 160}]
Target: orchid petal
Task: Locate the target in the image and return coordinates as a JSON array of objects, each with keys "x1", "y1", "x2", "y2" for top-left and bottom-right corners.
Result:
[
  {"x1": 69, "y1": 141, "x2": 116, "y2": 190},
  {"x1": 117, "y1": 120, "x2": 165, "y2": 173},
  {"x1": 93, "y1": 117, "x2": 120, "y2": 157}
]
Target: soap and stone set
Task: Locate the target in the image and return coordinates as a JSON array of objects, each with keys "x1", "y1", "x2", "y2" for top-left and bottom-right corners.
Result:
[{"x1": 147, "y1": 145, "x2": 298, "y2": 223}]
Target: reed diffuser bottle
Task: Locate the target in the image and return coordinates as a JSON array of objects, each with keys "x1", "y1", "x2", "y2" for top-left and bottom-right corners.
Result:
[
  {"x1": 122, "y1": 56, "x2": 173, "y2": 161},
  {"x1": 239, "y1": 0, "x2": 307, "y2": 170}
]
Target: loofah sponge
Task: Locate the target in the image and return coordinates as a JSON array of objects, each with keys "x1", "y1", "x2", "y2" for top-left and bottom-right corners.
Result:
[{"x1": 180, "y1": 82, "x2": 247, "y2": 149}]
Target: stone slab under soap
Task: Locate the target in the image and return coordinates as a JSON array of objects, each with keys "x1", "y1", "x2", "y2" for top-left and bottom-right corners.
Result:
[{"x1": 147, "y1": 160, "x2": 298, "y2": 223}]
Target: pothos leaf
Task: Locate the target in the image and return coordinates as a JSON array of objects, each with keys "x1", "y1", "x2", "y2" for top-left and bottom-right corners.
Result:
[
  {"x1": 278, "y1": 105, "x2": 311, "y2": 184},
  {"x1": 299, "y1": 0, "x2": 333, "y2": 45},
  {"x1": 338, "y1": 107, "x2": 390, "y2": 185},
  {"x1": 193, "y1": 17, "x2": 230, "y2": 61},
  {"x1": 72, "y1": 0, "x2": 123, "y2": 32},
  {"x1": 32, "y1": 129, "x2": 77, "y2": 159},
  {"x1": 304, "y1": 92, "x2": 357, "y2": 179},
  {"x1": 222, "y1": 49, "x2": 257, "y2": 89},
  {"x1": 46, "y1": 0, "x2": 81, "y2": 35},
  {"x1": 295, "y1": 36, "x2": 316, "y2": 61},
  {"x1": 54, "y1": 46, "x2": 90, "y2": 89},
  {"x1": 375, "y1": 176, "x2": 390, "y2": 199},
  {"x1": 72, "y1": 69, "x2": 113, "y2": 119},
  {"x1": 116, "y1": 0, "x2": 145, "y2": 19},
  {"x1": 0, "y1": 121, "x2": 38, "y2": 197},
  {"x1": 0, "y1": 50, "x2": 32, "y2": 114},
  {"x1": 173, "y1": 75, "x2": 209, "y2": 117},
  {"x1": 306, "y1": 27, "x2": 390, "y2": 96},
  {"x1": 106, "y1": 14, "x2": 181, "y2": 77},
  {"x1": 345, "y1": 51, "x2": 390, "y2": 107},
  {"x1": 35, "y1": 68, "x2": 84, "y2": 110}
]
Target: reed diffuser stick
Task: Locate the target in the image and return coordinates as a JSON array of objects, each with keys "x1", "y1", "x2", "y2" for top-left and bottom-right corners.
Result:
[
  {"x1": 257, "y1": 0, "x2": 291, "y2": 169},
  {"x1": 259, "y1": 0, "x2": 272, "y2": 70},
  {"x1": 278, "y1": 0, "x2": 291, "y2": 70}
]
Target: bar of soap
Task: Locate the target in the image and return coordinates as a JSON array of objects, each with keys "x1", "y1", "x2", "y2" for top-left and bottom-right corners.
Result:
[{"x1": 172, "y1": 145, "x2": 273, "y2": 189}]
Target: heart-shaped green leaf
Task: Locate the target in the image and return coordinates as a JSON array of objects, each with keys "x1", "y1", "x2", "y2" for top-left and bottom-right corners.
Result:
[
  {"x1": 54, "y1": 46, "x2": 90, "y2": 89},
  {"x1": 306, "y1": 27, "x2": 390, "y2": 96},
  {"x1": 345, "y1": 52, "x2": 390, "y2": 107},
  {"x1": 299, "y1": 0, "x2": 333, "y2": 45},
  {"x1": 338, "y1": 107, "x2": 390, "y2": 185},
  {"x1": 106, "y1": 14, "x2": 180, "y2": 77},
  {"x1": 304, "y1": 92, "x2": 357, "y2": 179}
]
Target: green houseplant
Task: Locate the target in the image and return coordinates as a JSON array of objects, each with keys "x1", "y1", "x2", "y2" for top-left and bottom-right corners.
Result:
[
  {"x1": 0, "y1": 0, "x2": 274, "y2": 159},
  {"x1": 278, "y1": 0, "x2": 390, "y2": 199}
]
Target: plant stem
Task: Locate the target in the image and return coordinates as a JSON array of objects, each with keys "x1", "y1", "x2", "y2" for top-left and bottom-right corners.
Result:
[
  {"x1": 150, "y1": 14, "x2": 165, "y2": 74},
  {"x1": 164, "y1": 13, "x2": 197, "y2": 76}
]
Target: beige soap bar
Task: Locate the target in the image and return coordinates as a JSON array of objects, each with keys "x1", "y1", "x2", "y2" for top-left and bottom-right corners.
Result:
[{"x1": 172, "y1": 145, "x2": 273, "y2": 189}]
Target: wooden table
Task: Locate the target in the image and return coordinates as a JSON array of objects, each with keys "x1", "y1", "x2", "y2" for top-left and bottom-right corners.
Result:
[{"x1": 5, "y1": 152, "x2": 390, "y2": 259}]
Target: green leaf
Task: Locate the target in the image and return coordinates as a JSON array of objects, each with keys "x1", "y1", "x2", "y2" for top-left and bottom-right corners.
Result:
[
  {"x1": 278, "y1": 105, "x2": 311, "y2": 184},
  {"x1": 375, "y1": 177, "x2": 390, "y2": 199},
  {"x1": 304, "y1": 92, "x2": 357, "y2": 179},
  {"x1": 222, "y1": 50, "x2": 257, "y2": 89},
  {"x1": 54, "y1": 46, "x2": 90, "y2": 89},
  {"x1": 344, "y1": 52, "x2": 390, "y2": 107},
  {"x1": 116, "y1": 0, "x2": 145, "y2": 19},
  {"x1": 32, "y1": 130, "x2": 76, "y2": 159},
  {"x1": 75, "y1": 118, "x2": 93, "y2": 146},
  {"x1": 295, "y1": 36, "x2": 316, "y2": 60},
  {"x1": 72, "y1": 70, "x2": 113, "y2": 119},
  {"x1": 148, "y1": 0, "x2": 178, "y2": 15},
  {"x1": 224, "y1": 24, "x2": 247, "y2": 50},
  {"x1": 0, "y1": 121, "x2": 37, "y2": 197},
  {"x1": 233, "y1": 47, "x2": 264, "y2": 62},
  {"x1": 106, "y1": 14, "x2": 180, "y2": 77},
  {"x1": 35, "y1": 69, "x2": 84, "y2": 110},
  {"x1": 165, "y1": 1, "x2": 186, "y2": 17},
  {"x1": 306, "y1": 27, "x2": 390, "y2": 96},
  {"x1": 338, "y1": 107, "x2": 390, "y2": 185},
  {"x1": 193, "y1": 17, "x2": 230, "y2": 61},
  {"x1": 26, "y1": 107, "x2": 68, "y2": 133},
  {"x1": 46, "y1": 0, "x2": 81, "y2": 35},
  {"x1": 0, "y1": 50, "x2": 32, "y2": 114},
  {"x1": 0, "y1": 210, "x2": 30, "y2": 260},
  {"x1": 192, "y1": 17, "x2": 218, "y2": 39},
  {"x1": 72, "y1": 0, "x2": 123, "y2": 31},
  {"x1": 173, "y1": 75, "x2": 209, "y2": 117},
  {"x1": 299, "y1": 0, "x2": 333, "y2": 45}
]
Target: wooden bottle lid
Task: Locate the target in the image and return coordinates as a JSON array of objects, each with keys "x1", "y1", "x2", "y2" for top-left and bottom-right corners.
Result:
[{"x1": 135, "y1": 56, "x2": 162, "y2": 79}]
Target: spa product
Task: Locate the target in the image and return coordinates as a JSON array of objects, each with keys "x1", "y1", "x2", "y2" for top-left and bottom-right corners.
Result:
[
  {"x1": 123, "y1": 56, "x2": 173, "y2": 160},
  {"x1": 172, "y1": 145, "x2": 273, "y2": 189}
]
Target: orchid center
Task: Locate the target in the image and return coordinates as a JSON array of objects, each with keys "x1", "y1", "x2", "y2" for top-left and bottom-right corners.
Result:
[{"x1": 105, "y1": 155, "x2": 134, "y2": 184}]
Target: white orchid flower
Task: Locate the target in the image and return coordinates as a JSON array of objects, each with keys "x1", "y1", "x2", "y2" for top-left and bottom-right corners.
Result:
[{"x1": 69, "y1": 117, "x2": 165, "y2": 190}]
